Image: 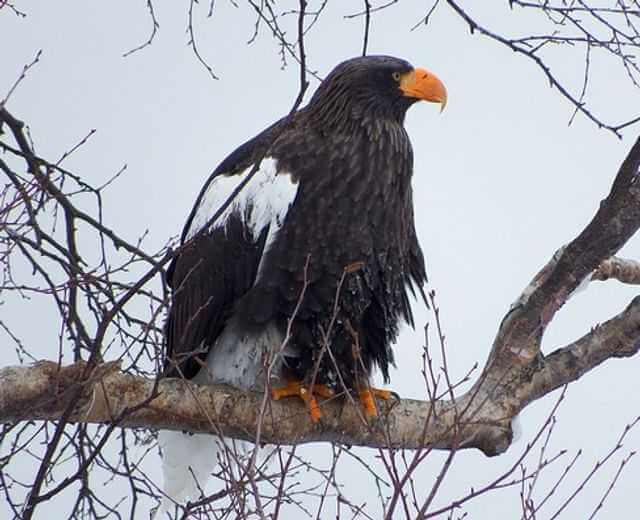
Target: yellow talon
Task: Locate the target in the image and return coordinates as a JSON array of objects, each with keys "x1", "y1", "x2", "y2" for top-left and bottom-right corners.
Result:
[
  {"x1": 358, "y1": 387, "x2": 395, "y2": 418},
  {"x1": 272, "y1": 381, "x2": 334, "y2": 423}
]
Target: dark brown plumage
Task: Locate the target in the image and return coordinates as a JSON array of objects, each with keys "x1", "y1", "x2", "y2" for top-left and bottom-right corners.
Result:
[
  {"x1": 158, "y1": 55, "x2": 446, "y2": 509},
  {"x1": 164, "y1": 55, "x2": 446, "y2": 401}
]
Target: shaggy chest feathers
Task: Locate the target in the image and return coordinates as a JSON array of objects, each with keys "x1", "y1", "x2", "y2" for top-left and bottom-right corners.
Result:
[{"x1": 236, "y1": 119, "x2": 419, "y2": 385}]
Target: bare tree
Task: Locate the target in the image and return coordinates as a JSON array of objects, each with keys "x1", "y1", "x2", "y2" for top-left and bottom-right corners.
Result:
[{"x1": 1, "y1": 1, "x2": 640, "y2": 519}]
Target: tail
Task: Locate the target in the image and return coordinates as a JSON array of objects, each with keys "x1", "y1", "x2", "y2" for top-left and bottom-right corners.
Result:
[
  {"x1": 154, "y1": 430, "x2": 257, "y2": 519},
  {"x1": 155, "y1": 430, "x2": 221, "y2": 518}
]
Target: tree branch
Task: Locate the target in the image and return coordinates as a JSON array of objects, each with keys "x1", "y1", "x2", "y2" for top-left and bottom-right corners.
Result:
[
  {"x1": 442, "y1": 0, "x2": 640, "y2": 137},
  {"x1": 2, "y1": 128, "x2": 640, "y2": 459},
  {"x1": 2, "y1": 289, "x2": 639, "y2": 457},
  {"x1": 593, "y1": 256, "x2": 640, "y2": 285},
  {"x1": 529, "y1": 295, "x2": 640, "y2": 404}
]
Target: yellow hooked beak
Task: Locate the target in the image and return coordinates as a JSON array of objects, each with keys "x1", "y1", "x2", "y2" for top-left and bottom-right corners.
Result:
[{"x1": 399, "y1": 67, "x2": 447, "y2": 112}]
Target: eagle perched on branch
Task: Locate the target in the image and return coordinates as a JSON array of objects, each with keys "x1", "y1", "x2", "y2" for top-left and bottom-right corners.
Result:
[{"x1": 159, "y1": 55, "x2": 447, "y2": 506}]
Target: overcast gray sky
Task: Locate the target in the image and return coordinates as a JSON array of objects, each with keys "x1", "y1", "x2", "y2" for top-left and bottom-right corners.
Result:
[{"x1": 2, "y1": 1, "x2": 640, "y2": 518}]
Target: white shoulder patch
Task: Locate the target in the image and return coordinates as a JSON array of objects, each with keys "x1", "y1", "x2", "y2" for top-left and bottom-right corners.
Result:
[{"x1": 186, "y1": 157, "x2": 298, "y2": 242}]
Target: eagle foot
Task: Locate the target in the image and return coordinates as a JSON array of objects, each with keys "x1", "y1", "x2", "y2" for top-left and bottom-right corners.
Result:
[
  {"x1": 358, "y1": 387, "x2": 396, "y2": 418},
  {"x1": 272, "y1": 381, "x2": 334, "y2": 423}
]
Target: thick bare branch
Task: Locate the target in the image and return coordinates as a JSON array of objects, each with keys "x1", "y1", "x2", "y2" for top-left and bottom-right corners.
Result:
[
  {"x1": 2, "y1": 290, "x2": 639, "y2": 458},
  {"x1": 593, "y1": 256, "x2": 640, "y2": 284},
  {"x1": 491, "y1": 136, "x2": 640, "y2": 368},
  {"x1": 528, "y1": 295, "x2": 640, "y2": 404}
]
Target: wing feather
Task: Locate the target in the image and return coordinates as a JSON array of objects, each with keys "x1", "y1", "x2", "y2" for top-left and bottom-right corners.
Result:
[{"x1": 165, "y1": 155, "x2": 298, "y2": 379}]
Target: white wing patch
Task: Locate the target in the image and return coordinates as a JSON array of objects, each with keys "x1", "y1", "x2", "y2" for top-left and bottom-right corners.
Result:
[
  {"x1": 186, "y1": 157, "x2": 298, "y2": 242},
  {"x1": 158, "y1": 159, "x2": 296, "y2": 515}
]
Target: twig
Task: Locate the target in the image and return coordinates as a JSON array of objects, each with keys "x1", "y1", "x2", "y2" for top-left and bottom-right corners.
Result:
[
  {"x1": 122, "y1": 0, "x2": 160, "y2": 57},
  {"x1": 1, "y1": 50, "x2": 42, "y2": 108}
]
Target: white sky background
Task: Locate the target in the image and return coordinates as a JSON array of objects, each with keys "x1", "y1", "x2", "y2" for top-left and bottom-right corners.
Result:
[{"x1": 2, "y1": 1, "x2": 640, "y2": 518}]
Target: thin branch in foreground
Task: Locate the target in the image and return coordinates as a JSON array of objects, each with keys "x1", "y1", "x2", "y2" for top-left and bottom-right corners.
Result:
[
  {"x1": 549, "y1": 416, "x2": 640, "y2": 520},
  {"x1": 410, "y1": 0, "x2": 442, "y2": 30},
  {"x1": 1, "y1": 50, "x2": 42, "y2": 108},
  {"x1": 588, "y1": 450, "x2": 637, "y2": 520},
  {"x1": 343, "y1": 0, "x2": 399, "y2": 19},
  {"x1": 187, "y1": 0, "x2": 219, "y2": 80},
  {"x1": 361, "y1": 0, "x2": 371, "y2": 56},
  {"x1": 0, "y1": 1, "x2": 27, "y2": 17},
  {"x1": 441, "y1": 0, "x2": 640, "y2": 137},
  {"x1": 122, "y1": 0, "x2": 160, "y2": 57}
]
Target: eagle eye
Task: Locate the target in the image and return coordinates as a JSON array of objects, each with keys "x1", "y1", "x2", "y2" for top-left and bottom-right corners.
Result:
[{"x1": 391, "y1": 71, "x2": 402, "y2": 82}]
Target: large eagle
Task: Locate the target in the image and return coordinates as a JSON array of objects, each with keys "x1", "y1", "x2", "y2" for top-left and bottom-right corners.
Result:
[{"x1": 158, "y1": 55, "x2": 446, "y2": 507}]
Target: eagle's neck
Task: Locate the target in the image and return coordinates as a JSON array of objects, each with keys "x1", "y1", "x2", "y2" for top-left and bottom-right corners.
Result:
[{"x1": 306, "y1": 83, "x2": 409, "y2": 135}]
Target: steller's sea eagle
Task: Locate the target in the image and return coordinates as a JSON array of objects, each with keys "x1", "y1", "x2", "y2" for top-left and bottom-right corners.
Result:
[{"x1": 158, "y1": 55, "x2": 447, "y2": 509}]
